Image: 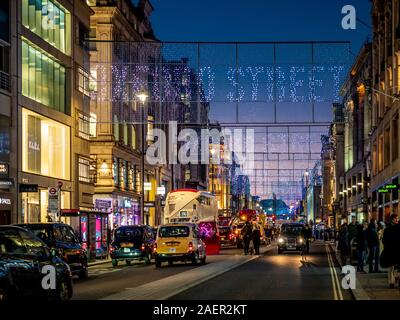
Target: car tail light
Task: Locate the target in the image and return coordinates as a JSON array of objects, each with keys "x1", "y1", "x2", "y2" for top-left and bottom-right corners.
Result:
[
  {"x1": 188, "y1": 242, "x2": 194, "y2": 252},
  {"x1": 109, "y1": 246, "x2": 116, "y2": 253},
  {"x1": 153, "y1": 243, "x2": 157, "y2": 253},
  {"x1": 229, "y1": 234, "x2": 233, "y2": 239},
  {"x1": 141, "y1": 244, "x2": 145, "y2": 251}
]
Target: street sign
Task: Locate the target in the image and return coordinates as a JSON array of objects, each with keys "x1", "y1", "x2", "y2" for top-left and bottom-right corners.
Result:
[
  {"x1": 48, "y1": 187, "x2": 59, "y2": 212},
  {"x1": 144, "y1": 182, "x2": 152, "y2": 191},
  {"x1": 156, "y1": 186, "x2": 166, "y2": 195},
  {"x1": 0, "y1": 178, "x2": 14, "y2": 189},
  {"x1": 19, "y1": 184, "x2": 38, "y2": 193},
  {"x1": 144, "y1": 201, "x2": 155, "y2": 207}
]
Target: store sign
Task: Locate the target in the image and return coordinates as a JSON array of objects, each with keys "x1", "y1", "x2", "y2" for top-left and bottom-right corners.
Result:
[
  {"x1": 385, "y1": 184, "x2": 398, "y2": 190},
  {"x1": 0, "y1": 198, "x2": 11, "y2": 205},
  {"x1": 19, "y1": 184, "x2": 38, "y2": 193},
  {"x1": 157, "y1": 186, "x2": 166, "y2": 195},
  {"x1": 95, "y1": 199, "x2": 112, "y2": 209},
  {"x1": 0, "y1": 163, "x2": 9, "y2": 175},
  {"x1": 378, "y1": 187, "x2": 390, "y2": 193},
  {"x1": 0, "y1": 178, "x2": 14, "y2": 189},
  {"x1": 144, "y1": 182, "x2": 152, "y2": 191},
  {"x1": 48, "y1": 187, "x2": 59, "y2": 212},
  {"x1": 124, "y1": 199, "x2": 131, "y2": 208},
  {"x1": 144, "y1": 201, "x2": 155, "y2": 207}
]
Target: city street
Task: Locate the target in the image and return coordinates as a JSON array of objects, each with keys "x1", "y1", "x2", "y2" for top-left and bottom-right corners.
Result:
[{"x1": 73, "y1": 242, "x2": 352, "y2": 300}]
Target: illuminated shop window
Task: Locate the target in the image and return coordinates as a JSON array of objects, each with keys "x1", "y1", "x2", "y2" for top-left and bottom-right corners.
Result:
[
  {"x1": 77, "y1": 66, "x2": 90, "y2": 96},
  {"x1": 22, "y1": 108, "x2": 70, "y2": 180},
  {"x1": 77, "y1": 112, "x2": 90, "y2": 140},
  {"x1": 22, "y1": 39, "x2": 66, "y2": 113},
  {"x1": 78, "y1": 157, "x2": 91, "y2": 183},
  {"x1": 22, "y1": 0, "x2": 71, "y2": 55}
]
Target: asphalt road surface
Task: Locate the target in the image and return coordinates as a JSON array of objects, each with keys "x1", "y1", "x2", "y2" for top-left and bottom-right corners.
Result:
[{"x1": 73, "y1": 241, "x2": 353, "y2": 300}]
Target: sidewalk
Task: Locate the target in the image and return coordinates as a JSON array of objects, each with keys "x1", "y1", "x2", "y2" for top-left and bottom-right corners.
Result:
[{"x1": 329, "y1": 243, "x2": 400, "y2": 300}]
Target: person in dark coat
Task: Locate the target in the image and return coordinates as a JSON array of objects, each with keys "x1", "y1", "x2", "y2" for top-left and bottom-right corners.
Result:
[
  {"x1": 251, "y1": 219, "x2": 261, "y2": 255},
  {"x1": 381, "y1": 214, "x2": 400, "y2": 288},
  {"x1": 366, "y1": 219, "x2": 380, "y2": 273},
  {"x1": 338, "y1": 223, "x2": 350, "y2": 265},
  {"x1": 241, "y1": 221, "x2": 252, "y2": 255},
  {"x1": 355, "y1": 222, "x2": 368, "y2": 273}
]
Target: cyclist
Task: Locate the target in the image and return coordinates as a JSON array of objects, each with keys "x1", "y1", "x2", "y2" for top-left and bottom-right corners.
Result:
[{"x1": 301, "y1": 223, "x2": 312, "y2": 261}]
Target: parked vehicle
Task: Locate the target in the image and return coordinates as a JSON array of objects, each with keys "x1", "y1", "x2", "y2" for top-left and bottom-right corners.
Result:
[
  {"x1": 218, "y1": 225, "x2": 236, "y2": 246},
  {"x1": 0, "y1": 225, "x2": 73, "y2": 300},
  {"x1": 154, "y1": 223, "x2": 206, "y2": 267},
  {"x1": 109, "y1": 225, "x2": 155, "y2": 267},
  {"x1": 16, "y1": 223, "x2": 88, "y2": 279}
]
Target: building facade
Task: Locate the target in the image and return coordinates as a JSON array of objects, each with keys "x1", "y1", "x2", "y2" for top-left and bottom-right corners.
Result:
[
  {"x1": 340, "y1": 42, "x2": 372, "y2": 224},
  {"x1": 0, "y1": 0, "x2": 95, "y2": 225},
  {"x1": 370, "y1": 0, "x2": 400, "y2": 222}
]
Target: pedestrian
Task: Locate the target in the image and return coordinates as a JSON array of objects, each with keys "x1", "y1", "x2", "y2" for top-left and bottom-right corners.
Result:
[
  {"x1": 251, "y1": 219, "x2": 261, "y2": 255},
  {"x1": 355, "y1": 222, "x2": 368, "y2": 273},
  {"x1": 301, "y1": 223, "x2": 312, "y2": 260},
  {"x1": 338, "y1": 222, "x2": 350, "y2": 265},
  {"x1": 381, "y1": 214, "x2": 400, "y2": 288},
  {"x1": 366, "y1": 218, "x2": 380, "y2": 273},
  {"x1": 241, "y1": 221, "x2": 252, "y2": 255},
  {"x1": 377, "y1": 221, "x2": 385, "y2": 256}
]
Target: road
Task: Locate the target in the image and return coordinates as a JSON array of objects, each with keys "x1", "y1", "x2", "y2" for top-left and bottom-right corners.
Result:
[{"x1": 73, "y1": 241, "x2": 353, "y2": 300}]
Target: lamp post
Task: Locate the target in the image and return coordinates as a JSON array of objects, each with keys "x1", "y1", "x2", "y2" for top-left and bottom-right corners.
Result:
[
  {"x1": 137, "y1": 91, "x2": 148, "y2": 225},
  {"x1": 210, "y1": 147, "x2": 216, "y2": 194}
]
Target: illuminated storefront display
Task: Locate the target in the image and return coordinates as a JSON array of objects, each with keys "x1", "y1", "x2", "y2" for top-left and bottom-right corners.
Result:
[
  {"x1": 22, "y1": 0, "x2": 71, "y2": 55},
  {"x1": 22, "y1": 108, "x2": 70, "y2": 180},
  {"x1": 21, "y1": 40, "x2": 66, "y2": 113},
  {"x1": 22, "y1": 190, "x2": 70, "y2": 223},
  {"x1": 94, "y1": 196, "x2": 140, "y2": 227}
]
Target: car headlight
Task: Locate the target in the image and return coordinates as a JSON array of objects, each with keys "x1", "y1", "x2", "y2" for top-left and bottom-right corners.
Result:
[
  {"x1": 298, "y1": 238, "x2": 304, "y2": 243},
  {"x1": 278, "y1": 238, "x2": 284, "y2": 243}
]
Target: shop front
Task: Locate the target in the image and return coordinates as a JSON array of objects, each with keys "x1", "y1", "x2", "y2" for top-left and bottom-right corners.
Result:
[
  {"x1": 93, "y1": 195, "x2": 140, "y2": 228},
  {"x1": 0, "y1": 192, "x2": 12, "y2": 224}
]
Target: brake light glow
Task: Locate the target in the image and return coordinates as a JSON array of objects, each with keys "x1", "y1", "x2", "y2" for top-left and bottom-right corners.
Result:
[
  {"x1": 153, "y1": 243, "x2": 157, "y2": 253},
  {"x1": 141, "y1": 244, "x2": 145, "y2": 251},
  {"x1": 188, "y1": 242, "x2": 194, "y2": 252}
]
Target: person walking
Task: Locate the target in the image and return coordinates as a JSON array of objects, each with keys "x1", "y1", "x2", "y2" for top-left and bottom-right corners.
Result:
[
  {"x1": 381, "y1": 214, "x2": 399, "y2": 288},
  {"x1": 377, "y1": 221, "x2": 386, "y2": 256},
  {"x1": 241, "y1": 221, "x2": 252, "y2": 255},
  {"x1": 366, "y1": 218, "x2": 380, "y2": 273},
  {"x1": 301, "y1": 223, "x2": 312, "y2": 261},
  {"x1": 355, "y1": 222, "x2": 368, "y2": 273},
  {"x1": 251, "y1": 219, "x2": 261, "y2": 255},
  {"x1": 338, "y1": 222, "x2": 350, "y2": 265}
]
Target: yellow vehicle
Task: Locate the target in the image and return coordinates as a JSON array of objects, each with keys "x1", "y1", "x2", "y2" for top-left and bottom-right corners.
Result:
[{"x1": 153, "y1": 223, "x2": 206, "y2": 268}]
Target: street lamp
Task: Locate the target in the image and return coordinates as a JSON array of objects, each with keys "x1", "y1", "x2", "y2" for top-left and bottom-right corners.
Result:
[
  {"x1": 136, "y1": 91, "x2": 148, "y2": 225},
  {"x1": 210, "y1": 148, "x2": 217, "y2": 194}
]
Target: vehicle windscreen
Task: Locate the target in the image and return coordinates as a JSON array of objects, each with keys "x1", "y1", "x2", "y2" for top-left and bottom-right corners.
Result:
[
  {"x1": 218, "y1": 227, "x2": 231, "y2": 235},
  {"x1": 281, "y1": 225, "x2": 303, "y2": 235},
  {"x1": 158, "y1": 226, "x2": 190, "y2": 238},
  {"x1": 20, "y1": 226, "x2": 54, "y2": 245},
  {"x1": 114, "y1": 227, "x2": 143, "y2": 242}
]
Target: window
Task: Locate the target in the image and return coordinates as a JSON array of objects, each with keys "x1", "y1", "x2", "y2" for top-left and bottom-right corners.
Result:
[
  {"x1": 0, "y1": 229, "x2": 27, "y2": 254},
  {"x1": 123, "y1": 160, "x2": 128, "y2": 188},
  {"x1": 22, "y1": 108, "x2": 70, "y2": 180},
  {"x1": 78, "y1": 22, "x2": 89, "y2": 49},
  {"x1": 378, "y1": 134, "x2": 384, "y2": 172},
  {"x1": 79, "y1": 157, "x2": 91, "y2": 183},
  {"x1": 0, "y1": 1, "x2": 10, "y2": 43},
  {"x1": 384, "y1": 127, "x2": 390, "y2": 167},
  {"x1": 113, "y1": 158, "x2": 119, "y2": 186},
  {"x1": 0, "y1": 45, "x2": 10, "y2": 91},
  {"x1": 77, "y1": 66, "x2": 90, "y2": 96},
  {"x1": 372, "y1": 142, "x2": 377, "y2": 176},
  {"x1": 131, "y1": 125, "x2": 136, "y2": 149},
  {"x1": 392, "y1": 114, "x2": 399, "y2": 161},
  {"x1": 113, "y1": 115, "x2": 119, "y2": 141},
  {"x1": 77, "y1": 112, "x2": 90, "y2": 140},
  {"x1": 89, "y1": 113, "x2": 97, "y2": 137},
  {"x1": 22, "y1": 39, "x2": 66, "y2": 113},
  {"x1": 147, "y1": 115, "x2": 154, "y2": 143},
  {"x1": 22, "y1": 0, "x2": 71, "y2": 55},
  {"x1": 123, "y1": 123, "x2": 128, "y2": 145},
  {"x1": 19, "y1": 230, "x2": 49, "y2": 257}
]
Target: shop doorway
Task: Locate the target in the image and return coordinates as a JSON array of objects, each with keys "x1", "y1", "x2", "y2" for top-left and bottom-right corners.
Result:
[{"x1": 0, "y1": 210, "x2": 11, "y2": 225}]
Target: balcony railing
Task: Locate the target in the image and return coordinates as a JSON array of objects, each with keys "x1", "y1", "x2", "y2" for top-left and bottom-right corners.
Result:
[{"x1": 0, "y1": 71, "x2": 10, "y2": 92}]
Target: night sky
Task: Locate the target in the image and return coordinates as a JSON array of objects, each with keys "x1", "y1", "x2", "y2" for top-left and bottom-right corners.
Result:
[
  {"x1": 150, "y1": 0, "x2": 371, "y2": 54},
  {"x1": 148, "y1": 0, "x2": 372, "y2": 201}
]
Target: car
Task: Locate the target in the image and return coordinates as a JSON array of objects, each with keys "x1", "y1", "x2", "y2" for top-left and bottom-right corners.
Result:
[
  {"x1": 153, "y1": 223, "x2": 206, "y2": 268},
  {"x1": 0, "y1": 225, "x2": 73, "y2": 300},
  {"x1": 109, "y1": 225, "x2": 155, "y2": 267},
  {"x1": 218, "y1": 225, "x2": 236, "y2": 246},
  {"x1": 277, "y1": 222, "x2": 305, "y2": 254},
  {"x1": 16, "y1": 223, "x2": 88, "y2": 279}
]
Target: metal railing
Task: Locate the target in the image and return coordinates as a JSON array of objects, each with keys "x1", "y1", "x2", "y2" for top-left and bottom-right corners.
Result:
[{"x1": 0, "y1": 71, "x2": 10, "y2": 92}]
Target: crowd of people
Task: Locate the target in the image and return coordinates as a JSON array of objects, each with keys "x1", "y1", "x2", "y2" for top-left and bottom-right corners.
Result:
[{"x1": 337, "y1": 214, "x2": 400, "y2": 289}]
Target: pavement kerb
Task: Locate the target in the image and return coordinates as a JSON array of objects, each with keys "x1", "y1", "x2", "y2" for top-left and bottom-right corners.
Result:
[
  {"x1": 327, "y1": 243, "x2": 370, "y2": 300},
  {"x1": 88, "y1": 259, "x2": 112, "y2": 267}
]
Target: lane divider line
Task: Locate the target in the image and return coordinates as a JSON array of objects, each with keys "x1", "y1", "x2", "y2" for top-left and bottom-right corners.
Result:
[{"x1": 326, "y1": 244, "x2": 343, "y2": 300}]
